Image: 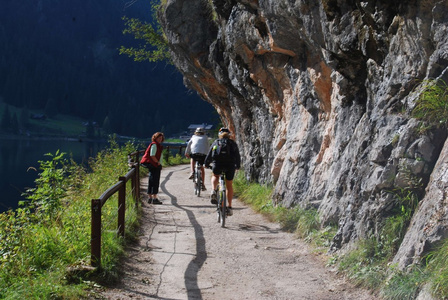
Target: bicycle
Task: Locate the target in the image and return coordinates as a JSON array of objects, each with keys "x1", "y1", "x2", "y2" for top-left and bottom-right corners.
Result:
[
  {"x1": 216, "y1": 172, "x2": 228, "y2": 227},
  {"x1": 193, "y1": 160, "x2": 203, "y2": 197}
]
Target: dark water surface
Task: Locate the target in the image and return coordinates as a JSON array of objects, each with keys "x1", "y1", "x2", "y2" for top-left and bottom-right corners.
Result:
[{"x1": 0, "y1": 138, "x2": 107, "y2": 213}]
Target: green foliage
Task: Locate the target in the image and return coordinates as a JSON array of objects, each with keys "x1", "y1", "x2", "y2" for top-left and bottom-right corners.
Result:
[
  {"x1": 378, "y1": 164, "x2": 423, "y2": 261},
  {"x1": 205, "y1": 0, "x2": 219, "y2": 22},
  {"x1": 233, "y1": 171, "x2": 275, "y2": 216},
  {"x1": 412, "y1": 79, "x2": 448, "y2": 126},
  {"x1": 163, "y1": 153, "x2": 189, "y2": 166},
  {"x1": 0, "y1": 139, "x2": 140, "y2": 298},
  {"x1": 338, "y1": 238, "x2": 388, "y2": 289},
  {"x1": 22, "y1": 150, "x2": 68, "y2": 218},
  {"x1": 120, "y1": 10, "x2": 171, "y2": 63}
]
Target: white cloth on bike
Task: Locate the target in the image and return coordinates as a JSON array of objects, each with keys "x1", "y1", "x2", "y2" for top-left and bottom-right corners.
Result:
[{"x1": 185, "y1": 135, "x2": 209, "y2": 155}]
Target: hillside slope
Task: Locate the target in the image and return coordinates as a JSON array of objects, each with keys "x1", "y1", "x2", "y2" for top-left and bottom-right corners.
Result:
[{"x1": 0, "y1": 0, "x2": 217, "y2": 138}]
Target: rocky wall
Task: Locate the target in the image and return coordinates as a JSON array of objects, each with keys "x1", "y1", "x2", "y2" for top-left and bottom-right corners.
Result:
[{"x1": 160, "y1": 0, "x2": 448, "y2": 269}]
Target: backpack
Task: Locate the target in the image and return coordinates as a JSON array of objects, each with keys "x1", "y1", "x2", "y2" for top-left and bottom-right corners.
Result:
[{"x1": 212, "y1": 138, "x2": 232, "y2": 161}]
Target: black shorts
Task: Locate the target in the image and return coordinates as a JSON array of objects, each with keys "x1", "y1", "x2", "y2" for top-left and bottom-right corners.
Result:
[
  {"x1": 190, "y1": 153, "x2": 206, "y2": 165},
  {"x1": 212, "y1": 164, "x2": 236, "y2": 180}
]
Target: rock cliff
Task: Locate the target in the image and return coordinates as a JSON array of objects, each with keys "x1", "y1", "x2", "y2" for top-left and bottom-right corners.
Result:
[{"x1": 159, "y1": 0, "x2": 448, "y2": 269}]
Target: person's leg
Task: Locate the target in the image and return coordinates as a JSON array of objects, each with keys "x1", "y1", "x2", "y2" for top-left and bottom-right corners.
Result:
[
  {"x1": 224, "y1": 168, "x2": 236, "y2": 215},
  {"x1": 148, "y1": 167, "x2": 162, "y2": 204},
  {"x1": 211, "y1": 174, "x2": 219, "y2": 191},
  {"x1": 148, "y1": 169, "x2": 154, "y2": 197},
  {"x1": 225, "y1": 179, "x2": 233, "y2": 207},
  {"x1": 189, "y1": 158, "x2": 194, "y2": 178},
  {"x1": 200, "y1": 165, "x2": 206, "y2": 188},
  {"x1": 153, "y1": 167, "x2": 161, "y2": 197}
]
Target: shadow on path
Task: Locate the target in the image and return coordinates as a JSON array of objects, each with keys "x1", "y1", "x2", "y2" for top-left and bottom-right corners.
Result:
[{"x1": 160, "y1": 169, "x2": 207, "y2": 300}]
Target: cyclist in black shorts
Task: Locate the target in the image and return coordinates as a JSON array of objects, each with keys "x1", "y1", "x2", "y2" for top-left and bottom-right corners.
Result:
[
  {"x1": 204, "y1": 128, "x2": 241, "y2": 216},
  {"x1": 185, "y1": 127, "x2": 209, "y2": 190}
]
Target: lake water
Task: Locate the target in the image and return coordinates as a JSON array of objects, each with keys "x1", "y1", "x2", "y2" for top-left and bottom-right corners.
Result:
[{"x1": 0, "y1": 139, "x2": 108, "y2": 213}]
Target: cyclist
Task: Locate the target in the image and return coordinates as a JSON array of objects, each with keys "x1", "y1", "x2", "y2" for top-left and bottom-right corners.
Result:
[
  {"x1": 185, "y1": 127, "x2": 209, "y2": 191},
  {"x1": 204, "y1": 127, "x2": 241, "y2": 216}
]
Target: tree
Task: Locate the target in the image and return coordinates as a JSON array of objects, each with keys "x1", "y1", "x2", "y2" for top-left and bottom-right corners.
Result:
[
  {"x1": 102, "y1": 115, "x2": 112, "y2": 134},
  {"x1": 119, "y1": 2, "x2": 171, "y2": 64},
  {"x1": 44, "y1": 98, "x2": 58, "y2": 118},
  {"x1": 1, "y1": 106, "x2": 11, "y2": 131},
  {"x1": 11, "y1": 113, "x2": 19, "y2": 134},
  {"x1": 86, "y1": 121, "x2": 95, "y2": 138},
  {"x1": 19, "y1": 106, "x2": 29, "y2": 129}
]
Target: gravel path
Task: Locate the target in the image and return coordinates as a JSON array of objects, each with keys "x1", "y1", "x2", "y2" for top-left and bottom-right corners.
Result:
[{"x1": 98, "y1": 164, "x2": 375, "y2": 300}]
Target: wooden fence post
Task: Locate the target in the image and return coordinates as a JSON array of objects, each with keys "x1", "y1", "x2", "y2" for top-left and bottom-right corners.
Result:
[
  {"x1": 136, "y1": 163, "x2": 140, "y2": 204},
  {"x1": 135, "y1": 151, "x2": 140, "y2": 206},
  {"x1": 118, "y1": 178, "x2": 125, "y2": 238},
  {"x1": 91, "y1": 199, "x2": 102, "y2": 268}
]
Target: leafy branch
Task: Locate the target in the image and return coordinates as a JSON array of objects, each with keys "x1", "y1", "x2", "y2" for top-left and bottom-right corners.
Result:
[{"x1": 119, "y1": 13, "x2": 171, "y2": 63}]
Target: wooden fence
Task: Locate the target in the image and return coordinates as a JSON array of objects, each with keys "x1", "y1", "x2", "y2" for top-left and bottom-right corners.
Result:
[{"x1": 90, "y1": 143, "x2": 186, "y2": 268}]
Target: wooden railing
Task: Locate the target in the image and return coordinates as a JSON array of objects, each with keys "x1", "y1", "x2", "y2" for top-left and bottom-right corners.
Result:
[
  {"x1": 90, "y1": 143, "x2": 186, "y2": 268},
  {"x1": 90, "y1": 163, "x2": 140, "y2": 268}
]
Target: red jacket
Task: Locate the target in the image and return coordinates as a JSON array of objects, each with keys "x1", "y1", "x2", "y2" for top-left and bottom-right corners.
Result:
[{"x1": 140, "y1": 142, "x2": 163, "y2": 167}]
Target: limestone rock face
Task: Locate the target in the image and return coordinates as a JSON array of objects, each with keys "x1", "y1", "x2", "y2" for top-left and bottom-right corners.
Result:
[{"x1": 160, "y1": 0, "x2": 448, "y2": 268}]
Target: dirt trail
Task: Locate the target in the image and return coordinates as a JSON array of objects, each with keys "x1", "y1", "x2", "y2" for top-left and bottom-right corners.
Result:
[{"x1": 98, "y1": 165, "x2": 375, "y2": 300}]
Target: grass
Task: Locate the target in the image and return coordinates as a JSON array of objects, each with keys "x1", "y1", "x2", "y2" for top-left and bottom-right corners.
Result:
[
  {"x1": 424, "y1": 239, "x2": 448, "y2": 298},
  {"x1": 0, "y1": 136, "x2": 190, "y2": 298},
  {"x1": 412, "y1": 78, "x2": 448, "y2": 126},
  {"x1": 233, "y1": 171, "x2": 336, "y2": 250},
  {"x1": 0, "y1": 139, "x2": 143, "y2": 298},
  {"x1": 0, "y1": 102, "x2": 89, "y2": 138}
]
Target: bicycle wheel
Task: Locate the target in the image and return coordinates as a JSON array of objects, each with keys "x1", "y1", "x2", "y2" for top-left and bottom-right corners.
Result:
[
  {"x1": 194, "y1": 165, "x2": 201, "y2": 195},
  {"x1": 196, "y1": 167, "x2": 202, "y2": 197},
  {"x1": 194, "y1": 170, "x2": 198, "y2": 195},
  {"x1": 220, "y1": 191, "x2": 226, "y2": 227},
  {"x1": 216, "y1": 196, "x2": 221, "y2": 223}
]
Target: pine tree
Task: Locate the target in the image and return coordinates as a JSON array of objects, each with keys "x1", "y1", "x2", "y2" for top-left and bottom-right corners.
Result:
[
  {"x1": 19, "y1": 106, "x2": 29, "y2": 129},
  {"x1": 44, "y1": 98, "x2": 58, "y2": 118},
  {"x1": 102, "y1": 115, "x2": 112, "y2": 134},
  {"x1": 1, "y1": 106, "x2": 11, "y2": 131},
  {"x1": 11, "y1": 113, "x2": 19, "y2": 134}
]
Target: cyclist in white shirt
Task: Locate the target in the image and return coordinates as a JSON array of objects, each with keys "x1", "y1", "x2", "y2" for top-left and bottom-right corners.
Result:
[{"x1": 185, "y1": 127, "x2": 209, "y2": 190}]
